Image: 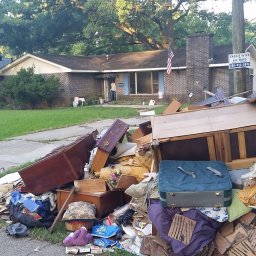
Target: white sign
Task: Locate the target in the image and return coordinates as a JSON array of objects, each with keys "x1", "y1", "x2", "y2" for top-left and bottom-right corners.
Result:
[{"x1": 228, "y1": 52, "x2": 251, "y2": 69}]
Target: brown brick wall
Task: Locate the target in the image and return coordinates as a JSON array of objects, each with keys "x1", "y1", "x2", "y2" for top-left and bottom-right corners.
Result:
[
  {"x1": 163, "y1": 66, "x2": 233, "y2": 104},
  {"x1": 211, "y1": 68, "x2": 230, "y2": 96},
  {"x1": 68, "y1": 73, "x2": 102, "y2": 99},
  {"x1": 46, "y1": 72, "x2": 103, "y2": 99},
  {"x1": 44, "y1": 73, "x2": 103, "y2": 106},
  {"x1": 164, "y1": 70, "x2": 187, "y2": 101},
  {"x1": 186, "y1": 34, "x2": 213, "y2": 102}
]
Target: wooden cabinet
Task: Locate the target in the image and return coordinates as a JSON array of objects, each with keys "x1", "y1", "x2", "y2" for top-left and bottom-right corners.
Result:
[
  {"x1": 57, "y1": 189, "x2": 125, "y2": 218},
  {"x1": 151, "y1": 103, "x2": 256, "y2": 170}
]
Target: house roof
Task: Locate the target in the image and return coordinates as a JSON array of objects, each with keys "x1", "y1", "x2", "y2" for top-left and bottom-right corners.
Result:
[
  {"x1": 33, "y1": 45, "x2": 233, "y2": 71},
  {"x1": 0, "y1": 58, "x2": 12, "y2": 69},
  {"x1": 1, "y1": 43, "x2": 254, "y2": 74}
]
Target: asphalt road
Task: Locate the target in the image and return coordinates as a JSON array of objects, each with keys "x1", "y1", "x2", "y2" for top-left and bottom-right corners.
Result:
[{"x1": 0, "y1": 229, "x2": 67, "y2": 256}]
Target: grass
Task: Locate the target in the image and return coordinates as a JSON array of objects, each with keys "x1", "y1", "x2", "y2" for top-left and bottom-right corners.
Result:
[
  {"x1": 0, "y1": 106, "x2": 166, "y2": 141},
  {"x1": 30, "y1": 222, "x2": 67, "y2": 244},
  {"x1": 0, "y1": 106, "x2": 138, "y2": 140}
]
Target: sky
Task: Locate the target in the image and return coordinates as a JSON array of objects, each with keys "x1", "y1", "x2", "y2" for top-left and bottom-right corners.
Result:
[{"x1": 200, "y1": 0, "x2": 256, "y2": 22}]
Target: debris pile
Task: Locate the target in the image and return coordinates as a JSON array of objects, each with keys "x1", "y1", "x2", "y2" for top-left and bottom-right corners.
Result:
[{"x1": 0, "y1": 93, "x2": 256, "y2": 255}]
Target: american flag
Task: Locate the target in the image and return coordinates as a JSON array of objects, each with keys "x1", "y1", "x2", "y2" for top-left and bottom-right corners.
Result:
[{"x1": 167, "y1": 48, "x2": 174, "y2": 74}]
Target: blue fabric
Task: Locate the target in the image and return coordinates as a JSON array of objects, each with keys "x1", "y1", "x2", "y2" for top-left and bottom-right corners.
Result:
[
  {"x1": 93, "y1": 238, "x2": 116, "y2": 248},
  {"x1": 159, "y1": 160, "x2": 232, "y2": 192},
  {"x1": 10, "y1": 191, "x2": 23, "y2": 205},
  {"x1": 23, "y1": 198, "x2": 39, "y2": 212},
  {"x1": 148, "y1": 200, "x2": 221, "y2": 256},
  {"x1": 10, "y1": 191, "x2": 48, "y2": 216},
  {"x1": 92, "y1": 225, "x2": 120, "y2": 238}
]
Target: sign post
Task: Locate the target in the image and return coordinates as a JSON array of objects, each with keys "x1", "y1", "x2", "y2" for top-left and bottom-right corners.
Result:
[{"x1": 228, "y1": 52, "x2": 251, "y2": 69}]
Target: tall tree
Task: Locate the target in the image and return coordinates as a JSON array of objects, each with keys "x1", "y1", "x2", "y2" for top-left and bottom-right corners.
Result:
[
  {"x1": 80, "y1": 0, "x2": 207, "y2": 53},
  {"x1": 0, "y1": 0, "x2": 254, "y2": 56},
  {"x1": 0, "y1": 0, "x2": 87, "y2": 56}
]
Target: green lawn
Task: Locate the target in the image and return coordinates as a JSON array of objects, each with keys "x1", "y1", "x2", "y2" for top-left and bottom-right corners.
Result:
[
  {"x1": 0, "y1": 106, "x2": 139, "y2": 140},
  {"x1": 0, "y1": 106, "x2": 166, "y2": 140}
]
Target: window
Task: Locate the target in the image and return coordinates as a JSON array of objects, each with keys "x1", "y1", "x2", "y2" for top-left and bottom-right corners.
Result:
[{"x1": 129, "y1": 71, "x2": 159, "y2": 94}]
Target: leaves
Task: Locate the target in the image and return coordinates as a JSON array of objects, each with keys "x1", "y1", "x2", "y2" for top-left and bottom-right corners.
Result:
[
  {"x1": 0, "y1": 0, "x2": 255, "y2": 56},
  {"x1": 0, "y1": 67, "x2": 59, "y2": 108}
]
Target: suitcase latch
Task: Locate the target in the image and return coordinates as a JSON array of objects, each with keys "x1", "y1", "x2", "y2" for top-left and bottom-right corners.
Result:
[
  {"x1": 170, "y1": 193, "x2": 175, "y2": 196},
  {"x1": 215, "y1": 192, "x2": 221, "y2": 196}
]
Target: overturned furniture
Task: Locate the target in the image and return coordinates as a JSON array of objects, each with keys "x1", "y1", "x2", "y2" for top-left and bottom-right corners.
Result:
[
  {"x1": 149, "y1": 103, "x2": 256, "y2": 256},
  {"x1": 91, "y1": 119, "x2": 129, "y2": 173},
  {"x1": 19, "y1": 131, "x2": 97, "y2": 195},
  {"x1": 151, "y1": 103, "x2": 256, "y2": 169}
]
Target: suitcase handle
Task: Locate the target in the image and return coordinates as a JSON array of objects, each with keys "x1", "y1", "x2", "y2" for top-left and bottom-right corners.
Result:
[{"x1": 177, "y1": 167, "x2": 196, "y2": 179}]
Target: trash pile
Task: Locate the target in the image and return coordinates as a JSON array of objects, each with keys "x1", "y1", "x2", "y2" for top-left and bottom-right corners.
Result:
[{"x1": 0, "y1": 91, "x2": 256, "y2": 255}]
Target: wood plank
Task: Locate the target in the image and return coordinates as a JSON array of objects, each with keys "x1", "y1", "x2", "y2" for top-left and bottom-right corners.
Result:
[
  {"x1": 238, "y1": 132, "x2": 247, "y2": 159},
  {"x1": 74, "y1": 179, "x2": 106, "y2": 193},
  {"x1": 221, "y1": 131, "x2": 232, "y2": 162},
  {"x1": 152, "y1": 103, "x2": 256, "y2": 140},
  {"x1": 151, "y1": 146, "x2": 162, "y2": 171},
  {"x1": 18, "y1": 131, "x2": 97, "y2": 195},
  {"x1": 49, "y1": 187, "x2": 75, "y2": 233},
  {"x1": 162, "y1": 99, "x2": 181, "y2": 115},
  {"x1": 96, "y1": 119, "x2": 129, "y2": 153},
  {"x1": 230, "y1": 125, "x2": 256, "y2": 133},
  {"x1": 214, "y1": 133, "x2": 225, "y2": 161},
  {"x1": 136, "y1": 133, "x2": 152, "y2": 148},
  {"x1": 169, "y1": 132, "x2": 215, "y2": 141},
  {"x1": 187, "y1": 105, "x2": 209, "y2": 111},
  {"x1": 91, "y1": 148, "x2": 109, "y2": 173},
  {"x1": 155, "y1": 132, "x2": 216, "y2": 143},
  {"x1": 207, "y1": 136, "x2": 216, "y2": 160},
  {"x1": 116, "y1": 175, "x2": 138, "y2": 190},
  {"x1": 63, "y1": 153, "x2": 80, "y2": 180},
  {"x1": 226, "y1": 157, "x2": 256, "y2": 170},
  {"x1": 130, "y1": 128, "x2": 144, "y2": 142}
]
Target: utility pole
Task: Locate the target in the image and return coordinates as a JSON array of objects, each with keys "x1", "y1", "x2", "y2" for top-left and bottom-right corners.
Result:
[{"x1": 232, "y1": 0, "x2": 246, "y2": 94}]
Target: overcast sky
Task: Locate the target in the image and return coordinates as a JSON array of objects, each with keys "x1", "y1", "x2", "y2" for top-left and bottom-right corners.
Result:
[{"x1": 200, "y1": 0, "x2": 256, "y2": 21}]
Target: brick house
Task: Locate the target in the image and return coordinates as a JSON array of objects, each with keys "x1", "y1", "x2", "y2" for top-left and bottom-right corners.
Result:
[{"x1": 0, "y1": 34, "x2": 255, "y2": 105}]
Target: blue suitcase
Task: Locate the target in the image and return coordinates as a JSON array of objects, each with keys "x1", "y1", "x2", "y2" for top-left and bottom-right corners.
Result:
[{"x1": 158, "y1": 160, "x2": 232, "y2": 208}]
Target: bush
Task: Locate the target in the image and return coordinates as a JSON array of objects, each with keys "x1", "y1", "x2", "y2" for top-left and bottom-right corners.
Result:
[{"x1": 0, "y1": 67, "x2": 60, "y2": 108}]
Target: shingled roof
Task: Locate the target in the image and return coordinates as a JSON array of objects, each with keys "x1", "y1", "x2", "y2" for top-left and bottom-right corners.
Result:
[
  {"x1": 1, "y1": 44, "x2": 240, "y2": 74},
  {"x1": 34, "y1": 44, "x2": 235, "y2": 71}
]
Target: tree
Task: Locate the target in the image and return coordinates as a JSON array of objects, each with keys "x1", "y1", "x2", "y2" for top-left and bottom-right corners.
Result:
[
  {"x1": 79, "y1": 0, "x2": 208, "y2": 53},
  {"x1": 0, "y1": 0, "x2": 255, "y2": 56},
  {"x1": 0, "y1": 0, "x2": 87, "y2": 56},
  {"x1": 0, "y1": 67, "x2": 59, "y2": 108}
]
